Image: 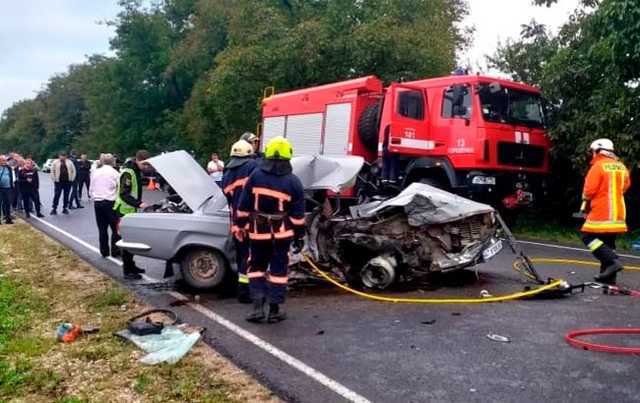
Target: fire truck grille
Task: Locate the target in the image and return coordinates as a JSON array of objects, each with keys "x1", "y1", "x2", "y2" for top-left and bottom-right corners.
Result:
[{"x1": 497, "y1": 142, "x2": 545, "y2": 168}]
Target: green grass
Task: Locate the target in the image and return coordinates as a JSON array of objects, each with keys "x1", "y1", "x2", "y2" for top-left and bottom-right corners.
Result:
[
  {"x1": 0, "y1": 223, "x2": 252, "y2": 402},
  {"x1": 512, "y1": 214, "x2": 640, "y2": 252},
  {"x1": 88, "y1": 287, "x2": 129, "y2": 310}
]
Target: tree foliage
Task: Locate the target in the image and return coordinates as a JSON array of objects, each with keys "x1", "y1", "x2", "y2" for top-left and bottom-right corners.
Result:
[
  {"x1": 0, "y1": 0, "x2": 469, "y2": 162},
  {"x1": 490, "y1": 0, "x2": 640, "y2": 221}
]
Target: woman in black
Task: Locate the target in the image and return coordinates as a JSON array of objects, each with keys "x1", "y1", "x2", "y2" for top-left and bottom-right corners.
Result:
[{"x1": 18, "y1": 159, "x2": 44, "y2": 218}]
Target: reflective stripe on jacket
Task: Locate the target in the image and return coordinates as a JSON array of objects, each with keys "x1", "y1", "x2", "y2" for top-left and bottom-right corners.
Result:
[
  {"x1": 221, "y1": 159, "x2": 257, "y2": 226},
  {"x1": 235, "y1": 166, "x2": 305, "y2": 241},
  {"x1": 581, "y1": 154, "x2": 630, "y2": 233},
  {"x1": 113, "y1": 167, "x2": 139, "y2": 216}
]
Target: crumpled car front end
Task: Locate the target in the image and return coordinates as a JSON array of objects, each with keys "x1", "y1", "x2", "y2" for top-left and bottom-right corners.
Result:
[{"x1": 307, "y1": 183, "x2": 502, "y2": 289}]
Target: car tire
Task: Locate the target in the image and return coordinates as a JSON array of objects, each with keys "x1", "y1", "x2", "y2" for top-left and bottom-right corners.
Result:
[{"x1": 181, "y1": 248, "x2": 227, "y2": 289}]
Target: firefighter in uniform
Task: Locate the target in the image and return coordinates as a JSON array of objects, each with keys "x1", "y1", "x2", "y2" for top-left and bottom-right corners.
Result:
[
  {"x1": 236, "y1": 136, "x2": 305, "y2": 323},
  {"x1": 113, "y1": 150, "x2": 150, "y2": 280},
  {"x1": 221, "y1": 140, "x2": 258, "y2": 303},
  {"x1": 580, "y1": 139, "x2": 630, "y2": 284},
  {"x1": 240, "y1": 132, "x2": 263, "y2": 158}
]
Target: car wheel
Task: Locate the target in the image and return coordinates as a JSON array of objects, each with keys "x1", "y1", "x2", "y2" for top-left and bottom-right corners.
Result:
[{"x1": 181, "y1": 248, "x2": 227, "y2": 289}]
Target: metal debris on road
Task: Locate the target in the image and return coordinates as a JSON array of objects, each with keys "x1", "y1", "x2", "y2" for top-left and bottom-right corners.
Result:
[
  {"x1": 479, "y1": 290, "x2": 493, "y2": 298},
  {"x1": 487, "y1": 333, "x2": 511, "y2": 343}
]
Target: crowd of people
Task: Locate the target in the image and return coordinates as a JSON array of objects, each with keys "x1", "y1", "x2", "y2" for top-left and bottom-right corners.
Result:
[{"x1": 0, "y1": 150, "x2": 95, "y2": 223}]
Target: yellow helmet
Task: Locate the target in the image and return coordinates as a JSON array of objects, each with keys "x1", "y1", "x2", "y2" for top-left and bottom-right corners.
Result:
[
  {"x1": 230, "y1": 140, "x2": 254, "y2": 157},
  {"x1": 264, "y1": 136, "x2": 293, "y2": 160}
]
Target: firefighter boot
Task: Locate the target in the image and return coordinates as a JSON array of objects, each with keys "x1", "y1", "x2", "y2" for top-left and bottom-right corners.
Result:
[
  {"x1": 267, "y1": 303, "x2": 287, "y2": 323},
  {"x1": 595, "y1": 261, "x2": 623, "y2": 283},
  {"x1": 237, "y1": 284, "x2": 252, "y2": 304},
  {"x1": 246, "y1": 298, "x2": 266, "y2": 323}
]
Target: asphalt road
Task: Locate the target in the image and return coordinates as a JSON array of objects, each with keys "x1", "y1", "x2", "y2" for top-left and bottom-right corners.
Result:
[{"x1": 21, "y1": 173, "x2": 640, "y2": 402}]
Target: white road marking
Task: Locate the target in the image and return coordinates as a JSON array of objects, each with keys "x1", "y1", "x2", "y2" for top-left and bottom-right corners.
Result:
[
  {"x1": 30, "y1": 216, "x2": 371, "y2": 403},
  {"x1": 168, "y1": 291, "x2": 371, "y2": 403},
  {"x1": 517, "y1": 240, "x2": 640, "y2": 260}
]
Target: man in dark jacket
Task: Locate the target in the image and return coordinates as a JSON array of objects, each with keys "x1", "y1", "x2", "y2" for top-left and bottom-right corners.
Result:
[
  {"x1": 76, "y1": 153, "x2": 92, "y2": 199},
  {"x1": 113, "y1": 150, "x2": 150, "y2": 280},
  {"x1": 0, "y1": 155, "x2": 14, "y2": 224},
  {"x1": 18, "y1": 159, "x2": 44, "y2": 218},
  {"x1": 222, "y1": 140, "x2": 258, "y2": 303},
  {"x1": 68, "y1": 151, "x2": 83, "y2": 209},
  {"x1": 236, "y1": 136, "x2": 305, "y2": 323}
]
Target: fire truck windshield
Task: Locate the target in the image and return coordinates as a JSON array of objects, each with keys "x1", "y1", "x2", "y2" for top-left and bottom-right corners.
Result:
[{"x1": 478, "y1": 85, "x2": 546, "y2": 128}]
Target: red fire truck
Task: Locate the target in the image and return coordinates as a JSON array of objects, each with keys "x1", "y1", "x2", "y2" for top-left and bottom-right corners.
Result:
[{"x1": 260, "y1": 74, "x2": 551, "y2": 210}]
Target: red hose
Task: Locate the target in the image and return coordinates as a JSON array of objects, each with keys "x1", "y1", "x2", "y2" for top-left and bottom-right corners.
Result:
[{"x1": 565, "y1": 328, "x2": 640, "y2": 354}]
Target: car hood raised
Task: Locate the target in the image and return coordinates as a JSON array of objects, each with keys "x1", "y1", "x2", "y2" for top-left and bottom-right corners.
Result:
[
  {"x1": 147, "y1": 151, "x2": 226, "y2": 214},
  {"x1": 291, "y1": 155, "x2": 364, "y2": 193}
]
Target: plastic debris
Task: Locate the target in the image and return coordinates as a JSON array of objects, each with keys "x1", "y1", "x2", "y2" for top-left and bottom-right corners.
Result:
[
  {"x1": 115, "y1": 325, "x2": 202, "y2": 365},
  {"x1": 479, "y1": 290, "x2": 493, "y2": 298},
  {"x1": 487, "y1": 333, "x2": 510, "y2": 343},
  {"x1": 56, "y1": 323, "x2": 82, "y2": 343}
]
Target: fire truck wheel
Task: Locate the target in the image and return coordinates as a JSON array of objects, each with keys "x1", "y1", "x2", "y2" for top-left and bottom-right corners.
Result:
[{"x1": 358, "y1": 102, "x2": 381, "y2": 152}]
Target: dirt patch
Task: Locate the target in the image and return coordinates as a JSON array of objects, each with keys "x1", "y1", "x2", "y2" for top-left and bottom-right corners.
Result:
[{"x1": 0, "y1": 221, "x2": 279, "y2": 402}]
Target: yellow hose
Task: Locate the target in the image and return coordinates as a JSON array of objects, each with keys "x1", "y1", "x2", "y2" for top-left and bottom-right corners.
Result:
[
  {"x1": 530, "y1": 258, "x2": 640, "y2": 272},
  {"x1": 302, "y1": 254, "x2": 565, "y2": 304}
]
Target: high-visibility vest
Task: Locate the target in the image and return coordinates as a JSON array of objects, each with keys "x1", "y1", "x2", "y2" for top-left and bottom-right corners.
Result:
[
  {"x1": 113, "y1": 167, "x2": 139, "y2": 216},
  {"x1": 581, "y1": 154, "x2": 631, "y2": 233}
]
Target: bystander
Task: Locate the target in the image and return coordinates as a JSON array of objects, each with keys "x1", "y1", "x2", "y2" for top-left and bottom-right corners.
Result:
[
  {"x1": 90, "y1": 153, "x2": 120, "y2": 258},
  {"x1": 50, "y1": 151, "x2": 76, "y2": 215},
  {"x1": 18, "y1": 159, "x2": 44, "y2": 218},
  {"x1": 0, "y1": 155, "x2": 14, "y2": 224}
]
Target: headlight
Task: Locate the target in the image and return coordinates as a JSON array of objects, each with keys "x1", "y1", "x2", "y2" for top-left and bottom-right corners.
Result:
[{"x1": 472, "y1": 176, "x2": 496, "y2": 185}]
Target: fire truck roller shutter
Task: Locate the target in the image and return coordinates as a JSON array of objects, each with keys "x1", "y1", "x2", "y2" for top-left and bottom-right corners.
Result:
[
  {"x1": 285, "y1": 113, "x2": 323, "y2": 156},
  {"x1": 358, "y1": 101, "x2": 382, "y2": 152},
  {"x1": 323, "y1": 103, "x2": 352, "y2": 156},
  {"x1": 262, "y1": 117, "x2": 286, "y2": 152}
]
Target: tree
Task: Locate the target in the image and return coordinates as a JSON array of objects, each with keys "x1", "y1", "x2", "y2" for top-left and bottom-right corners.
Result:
[{"x1": 490, "y1": 0, "x2": 640, "y2": 224}]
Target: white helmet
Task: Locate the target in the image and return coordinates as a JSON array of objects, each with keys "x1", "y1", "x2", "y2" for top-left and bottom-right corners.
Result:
[
  {"x1": 230, "y1": 140, "x2": 254, "y2": 157},
  {"x1": 589, "y1": 138, "x2": 614, "y2": 152}
]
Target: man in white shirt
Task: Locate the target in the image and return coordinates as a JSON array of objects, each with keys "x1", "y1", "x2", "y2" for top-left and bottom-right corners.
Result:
[
  {"x1": 207, "y1": 153, "x2": 224, "y2": 183},
  {"x1": 90, "y1": 153, "x2": 120, "y2": 258}
]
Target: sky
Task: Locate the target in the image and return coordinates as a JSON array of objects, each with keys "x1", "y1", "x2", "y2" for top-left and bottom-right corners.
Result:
[{"x1": 0, "y1": 0, "x2": 582, "y2": 115}]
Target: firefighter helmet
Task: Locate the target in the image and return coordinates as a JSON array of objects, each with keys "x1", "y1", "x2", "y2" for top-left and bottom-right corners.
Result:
[
  {"x1": 264, "y1": 136, "x2": 293, "y2": 160},
  {"x1": 589, "y1": 138, "x2": 614, "y2": 152},
  {"x1": 240, "y1": 132, "x2": 258, "y2": 143},
  {"x1": 230, "y1": 140, "x2": 254, "y2": 157}
]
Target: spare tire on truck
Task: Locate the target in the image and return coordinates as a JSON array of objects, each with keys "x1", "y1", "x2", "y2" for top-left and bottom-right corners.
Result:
[{"x1": 358, "y1": 101, "x2": 381, "y2": 152}]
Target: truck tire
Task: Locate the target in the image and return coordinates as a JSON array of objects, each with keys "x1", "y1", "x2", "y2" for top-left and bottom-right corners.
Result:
[
  {"x1": 358, "y1": 102, "x2": 381, "y2": 152},
  {"x1": 181, "y1": 248, "x2": 227, "y2": 289}
]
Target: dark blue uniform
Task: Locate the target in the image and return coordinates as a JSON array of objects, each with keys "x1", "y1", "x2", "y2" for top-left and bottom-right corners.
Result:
[
  {"x1": 221, "y1": 158, "x2": 257, "y2": 290},
  {"x1": 236, "y1": 164, "x2": 305, "y2": 304}
]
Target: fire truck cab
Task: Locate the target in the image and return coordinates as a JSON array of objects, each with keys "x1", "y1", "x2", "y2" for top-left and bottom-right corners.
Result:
[{"x1": 260, "y1": 74, "x2": 551, "y2": 210}]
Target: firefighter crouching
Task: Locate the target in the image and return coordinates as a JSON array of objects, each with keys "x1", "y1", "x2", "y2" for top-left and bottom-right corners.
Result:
[
  {"x1": 221, "y1": 140, "x2": 258, "y2": 303},
  {"x1": 580, "y1": 139, "x2": 631, "y2": 284},
  {"x1": 235, "y1": 136, "x2": 305, "y2": 323},
  {"x1": 113, "y1": 150, "x2": 150, "y2": 280}
]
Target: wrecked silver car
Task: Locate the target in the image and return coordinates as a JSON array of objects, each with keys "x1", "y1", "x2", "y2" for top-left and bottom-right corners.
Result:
[
  {"x1": 117, "y1": 151, "x2": 503, "y2": 290},
  {"x1": 306, "y1": 183, "x2": 501, "y2": 289}
]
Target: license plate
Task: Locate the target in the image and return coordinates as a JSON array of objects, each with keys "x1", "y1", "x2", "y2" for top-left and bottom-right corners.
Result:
[{"x1": 482, "y1": 239, "x2": 503, "y2": 261}]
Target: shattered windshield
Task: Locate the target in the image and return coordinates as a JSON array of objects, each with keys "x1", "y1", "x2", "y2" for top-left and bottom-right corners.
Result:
[{"x1": 478, "y1": 85, "x2": 546, "y2": 128}]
